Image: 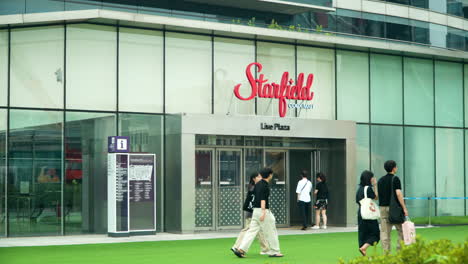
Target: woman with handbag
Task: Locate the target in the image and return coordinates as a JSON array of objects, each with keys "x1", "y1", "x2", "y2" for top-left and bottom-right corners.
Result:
[{"x1": 356, "y1": 170, "x2": 380, "y2": 256}]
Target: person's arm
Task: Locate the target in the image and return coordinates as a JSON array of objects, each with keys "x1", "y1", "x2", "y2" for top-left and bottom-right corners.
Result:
[
  {"x1": 371, "y1": 177, "x2": 378, "y2": 200},
  {"x1": 296, "y1": 182, "x2": 301, "y2": 201},
  {"x1": 259, "y1": 200, "x2": 266, "y2": 221},
  {"x1": 396, "y1": 189, "x2": 408, "y2": 216}
]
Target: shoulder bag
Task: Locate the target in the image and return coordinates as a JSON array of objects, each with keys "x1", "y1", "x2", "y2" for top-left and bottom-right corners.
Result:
[{"x1": 359, "y1": 186, "x2": 380, "y2": 220}]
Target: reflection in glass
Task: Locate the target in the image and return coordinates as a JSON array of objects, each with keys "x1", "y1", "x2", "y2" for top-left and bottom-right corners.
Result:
[
  {"x1": 0, "y1": 30, "x2": 7, "y2": 107},
  {"x1": 65, "y1": 112, "x2": 116, "y2": 234},
  {"x1": 265, "y1": 151, "x2": 287, "y2": 225},
  {"x1": 356, "y1": 125, "x2": 370, "y2": 183},
  {"x1": 371, "y1": 125, "x2": 403, "y2": 178},
  {"x1": 195, "y1": 150, "x2": 213, "y2": 228},
  {"x1": 0, "y1": 110, "x2": 6, "y2": 237},
  {"x1": 8, "y1": 110, "x2": 62, "y2": 237},
  {"x1": 435, "y1": 61, "x2": 463, "y2": 127}
]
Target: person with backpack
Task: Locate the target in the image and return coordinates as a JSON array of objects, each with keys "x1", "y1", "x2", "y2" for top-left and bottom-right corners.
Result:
[
  {"x1": 377, "y1": 160, "x2": 409, "y2": 252},
  {"x1": 231, "y1": 172, "x2": 269, "y2": 255},
  {"x1": 296, "y1": 170, "x2": 312, "y2": 230},
  {"x1": 312, "y1": 172, "x2": 329, "y2": 229}
]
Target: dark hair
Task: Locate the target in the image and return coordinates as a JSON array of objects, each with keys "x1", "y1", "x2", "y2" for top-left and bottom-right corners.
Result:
[
  {"x1": 316, "y1": 172, "x2": 326, "y2": 183},
  {"x1": 384, "y1": 160, "x2": 397, "y2": 173},
  {"x1": 260, "y1": 167, "x2": 273, "y2": 179},
  {"x1": 249, "y1": 172, "x2": 258, "y2": 185},
  {"x1": 300, "y1": 170, "x2": 309, "y2": 179},
  {"x1": 359, "y1": 170, "x2": 374, "y2": 187}
]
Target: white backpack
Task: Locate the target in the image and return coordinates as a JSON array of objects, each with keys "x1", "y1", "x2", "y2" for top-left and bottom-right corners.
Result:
[{"x1": 359, "y1": 186, "x2": 380, "y2": 220}]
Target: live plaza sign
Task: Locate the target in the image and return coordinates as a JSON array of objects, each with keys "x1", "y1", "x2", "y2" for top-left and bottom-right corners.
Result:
[{"x1": 233, "y1": 62, "x2": 315, "y2": 117}]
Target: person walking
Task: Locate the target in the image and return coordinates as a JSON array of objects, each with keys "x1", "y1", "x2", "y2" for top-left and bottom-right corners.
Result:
[
  {"x1": 356, "y1": 170, "x2": 380, "y2": 256},
  {"x1": 377, "y1": 160, "x2": 409, "y2": 253},
  {"x1": 233, "y1": 168, "x2": 284, "y2": 258},
  {"x1": 231, "y1": 172, "x2": 269, "y2": 255},
  {"x1": 296, "y1": 170, "x2": 312, "y2": 230},
  {"x1": 312, "y1": 172, "x2": 328, "y2": 229}
]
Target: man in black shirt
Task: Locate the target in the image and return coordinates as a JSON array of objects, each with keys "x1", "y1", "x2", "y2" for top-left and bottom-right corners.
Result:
[
  {"x1": 377, "y1": 160, "x2": 409, "y2": 252},
  {"x1": 235, "y1": 168, "x2": 284, "y2": 258}
]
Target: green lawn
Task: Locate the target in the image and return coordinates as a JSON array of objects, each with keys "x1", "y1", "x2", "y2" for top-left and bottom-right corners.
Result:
[{"x1": 1, "y1": 226, "x2": 467, "y2": 264}]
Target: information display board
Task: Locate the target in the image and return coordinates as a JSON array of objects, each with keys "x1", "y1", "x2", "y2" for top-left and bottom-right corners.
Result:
[{"x1": 108, "y1": 153, "x2": 156, "y2": 237}]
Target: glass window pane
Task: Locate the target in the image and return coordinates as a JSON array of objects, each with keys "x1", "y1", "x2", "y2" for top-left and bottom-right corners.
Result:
[
  {"x1": 256, "y1": 42, "x2": 295, "y2": 117},
  {"x1": 65, "y1": 112, "x2": 116, "y2": 234},
  {"x1": 356, "y1": 124, "x2": 370, "y2": 183},
  {"x1": 404, "y1": 57, "x2": 434, "y2": 126},
  {"x1": 435, "y1": 61, "x2": 463, "y2": 127},
  {"x1": 0, "y1": 0, "x2": 25, "y2": 15},
  {"x1": 404, "y1": 127, "x2": 435, "y2": 217},
  {"x1": 25, "y1": 0, "x2": 64, "y2": 13},
  {"x1": 0, "y1": 109, "x2": 5, "y2": 237},
  {"x1": 435, "y1": 128, "x2": 464, "y2": 216},
  {"x1": 11, "y1": 26, "x2": 64, "y2": 108},
  {"x1": 429, "y1": 23, "x2": 447, "y2": 49},
  {"x1": 166, "y1": 32, "x2": 211, "y2": 114},
  {"x1": 297, "y1": 46, "x2": 335, "y2": 120},
  {"x1": 465, "y1": 64, "x2": 468, "y2": 127},
  {"x1": 213, "y1": 37, "x2": 255, "y2": 116},
  {"x1": 386, "y1": 16, "x2": 410, "y2": 42},
  {"x1": 67, "y1": 24, "x2": 117, "y2": 111},
  {"x1": 119, "y1": 114, "x2": 163, "y2": 231},
  {"x1": 371, "y1": 125, "x2": 403, "y2": 178},
  {"x1": 8, "y1": 110, "x2": 62, "y2": 237},
  {"x1": 119, "y1": 28, "x2": 163, "y2": 113},
  {"x1": 370, "y1": 54, "x2": 403, "y2": 124},
  {"x1": 337, "y1": 50, "x2": 369, "y2": 122},
  {"x1": 0, "y1": 30, "x2": 7, "y2": 107}
]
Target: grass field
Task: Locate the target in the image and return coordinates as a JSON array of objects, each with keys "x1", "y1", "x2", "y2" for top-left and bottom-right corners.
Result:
[{"x1": 1, "y1": 226, "x2": 467, "y2": 264}]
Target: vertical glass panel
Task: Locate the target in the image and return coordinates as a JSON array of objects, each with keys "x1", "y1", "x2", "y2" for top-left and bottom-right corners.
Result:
[
  {"x1": 371, "y1": 125, "x2": 404, "y2": 179},
  {"x1": 67, "y1": 24, "x2": 117, "y2": 111},
  {"x1": 119, "y1": 114, "x2": 163, "y2": 231},
  {"x1": 10, "y1": 26, "x2": 64, "y2": 109},
  {"x1": 65, "y1": 112, "x2": 116, "y2": 234},
  {"x1": 297, "y1": 46, "x2": 335, "y2": 120},
  {"x1": 429, "y1": 0, "x2": 447, "y2": 13},
  {"x1": 119, "y1": 28, "x2": 163, "y2": 113},
  {"x1": 195, "y1": 150, "x2": 213, "y2": 228},
  {"x1": 256, "y1": 42, "x2": 295, "y2": 117},
  {"x1": 429, "y1": 23, "x2": 447, "y2": 49},
  {"x1": 166, "y1": 32, "x2": 211, "y2": 114},
  {"x1": 435, "y1": 128, "x2": 464, "y2": 216},
  {"x1": 218, "y1": 150, "x2": 241, "y2": 227},
  {"x1": 435, "y1": 61, "x2": 463, "y2": 127},
  {"x1": 265, "y1": 151, "x2": 287, "y2": 225},
  {"x1": 386, "y1": 16, "x2": 410, "y2": 42},
  {"x1": 362, "y1": 13, "x2": 386, "y2": 38},
  {"x1": 370, "y1": 54, "x2": 403, "y2": 124},
  {"x1": 404, "y1": 57, "x2": 434, "y2": 126},
  {"x1": 25, "y1": 0, "x2": 64, "y2": 13},
  {"x1": 465, "y1": 64, "x2": 468, "y2": 127},
  {"x1": 336, "y1": 9, "x2": 363, "y2": 35},
  {"x1": 65, "y1": 0, "x2": 101, "y2": 10},
  {"x1": 244, "y1": 149, "x2": 263, "y2": 185},
  {"x1": 337, "y1": 50, "x2": 369, "y2": 122},
  {"x1": 8, "y1": 110, "x2": 62, "y2": 237},
  {"x1": 0, "y1": 109, "x2": 6, "y2": 237},
  {"x1": 356, "y1": 124, "x2": 370, "y2": 183},
  {"x1": 411, "y1": 20, "x2": 430, "y2": 45},
  {"x1": 404, "y1": 127, "x2": 435, "y2": 217},
  {"x1": 213, "y1": 37, "x2": 255, "y2": 116},
  {"x1": 0, "y1": 0, "x2": 25, "y2": 15},
  {"x1": 0, "y1": 30, "x2": 7, "y2": 107}
]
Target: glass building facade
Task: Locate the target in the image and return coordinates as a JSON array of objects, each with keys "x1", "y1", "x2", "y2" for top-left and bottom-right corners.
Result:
[{"x1": 0, "y1": 0, "x2": 467, "y2": 237}]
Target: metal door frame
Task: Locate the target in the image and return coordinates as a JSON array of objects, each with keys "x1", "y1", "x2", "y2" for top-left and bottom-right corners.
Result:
[
  {"x1": 216, "y1": 148, "x2": 243, "y2": 230},
  {"x1": 264, "y1": 149, "x2": 289, "y2": 227}
]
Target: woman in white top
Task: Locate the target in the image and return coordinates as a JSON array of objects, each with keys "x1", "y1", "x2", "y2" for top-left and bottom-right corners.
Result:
[{"x1": 296, "y1": 170, "x2": 313, "y2": 230}]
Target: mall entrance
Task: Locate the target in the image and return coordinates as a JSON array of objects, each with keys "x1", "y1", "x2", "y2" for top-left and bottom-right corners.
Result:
[{"x1": 194, "y1": 136, "x2": 346, "y2": 231}]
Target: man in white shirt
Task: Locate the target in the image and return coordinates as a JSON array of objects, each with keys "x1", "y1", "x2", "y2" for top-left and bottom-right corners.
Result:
[{"x1": 296, "y1": 170, "x2": 312, "y2": 230}]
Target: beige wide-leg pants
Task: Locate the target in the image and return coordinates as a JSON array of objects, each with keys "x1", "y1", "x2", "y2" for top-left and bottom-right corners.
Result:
[
  {"x1": 233, "y1": 217, "x2": 269, "y2": 253},
  {"x1": 379, "y1": 206, "x2": 404, "y2": 252},
  {"x1": 238, "y1": 208, "x2": 281, "y2": 255}
]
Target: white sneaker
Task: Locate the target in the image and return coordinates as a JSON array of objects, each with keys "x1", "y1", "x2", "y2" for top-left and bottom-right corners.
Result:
[
  {"x1": 260, "y1": 252, "x2": 269, "y2": 255},
  {"x1": 320, "y1": 225, "x2": 327, "y2": 229},
  {"x1": 311, "y1": 225, "x2": 320, "y2": 230}
]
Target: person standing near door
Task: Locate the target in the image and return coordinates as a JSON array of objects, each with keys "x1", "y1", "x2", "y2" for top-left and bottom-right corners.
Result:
[
  {"x1": 233, "y1": 168, "x2": 284, "y2": 258},
  {"x1": 296, "y1": 170, "x2": 312, "y2": 230},
  {"x1": 312, "y1": 172, "x2": 329, "y2": 229}
]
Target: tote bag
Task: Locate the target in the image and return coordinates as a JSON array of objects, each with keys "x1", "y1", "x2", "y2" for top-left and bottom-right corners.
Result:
[
  {"x1": 402, "y1": 219, "x2": 416, "y2": 245},
  {"x1": 359, "y1": 186, "x2": 380, "y2": 220}
]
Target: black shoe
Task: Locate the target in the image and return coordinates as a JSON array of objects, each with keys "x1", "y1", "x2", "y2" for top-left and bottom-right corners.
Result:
[
  {"x1": 301, "y1": 227, "x2": 307, "y2": 230},
  {"x1": 232, "y1": 248, "x2": 245, "y2": 258}
]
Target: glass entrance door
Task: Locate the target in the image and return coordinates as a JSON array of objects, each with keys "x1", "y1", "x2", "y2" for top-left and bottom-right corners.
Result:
[
  {"x1": 265, "y1": 151, "x2": 288, "y2": 225},
  {"x1": 217, "y1": 149, "x2": 242, "y2": 229},
  {"x1": 195, "y1": 149, "x2": 214, "y2": 229}
]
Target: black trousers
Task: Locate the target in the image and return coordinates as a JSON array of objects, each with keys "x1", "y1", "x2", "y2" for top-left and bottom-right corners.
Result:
[{"x1": 298, "y1": 201, "x2": 311, "y2": 228}]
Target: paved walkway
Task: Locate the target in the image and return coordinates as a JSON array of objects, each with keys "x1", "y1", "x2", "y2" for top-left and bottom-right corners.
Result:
[{"x1": 0, "y1": 226, "x2": 358, "y2": 247}]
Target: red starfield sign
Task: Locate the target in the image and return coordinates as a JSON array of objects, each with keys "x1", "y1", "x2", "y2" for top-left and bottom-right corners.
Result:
[{"x1": 233, "y1": 62, "x2": 314, "y2": 117}]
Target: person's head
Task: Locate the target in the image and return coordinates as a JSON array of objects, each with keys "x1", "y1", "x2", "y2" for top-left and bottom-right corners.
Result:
[
  {"x1": 359, "y1": 170, "x2": 374, "y2": 187},
  {"x1": 248, "y1": 172, "x2": 259, "y2": 185},
  {"x1": 260, "y1": 167, "x2": 273, "y2": 181},
  {"x1": 300, "y1": 170, "x2": 309, "y2": 179},
  {"x1": 384, "y1": 160, "x2": 398, "y2": 174},
  {"x1": 316, "y1": 172, "x2": 326, "y2": 183}
]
